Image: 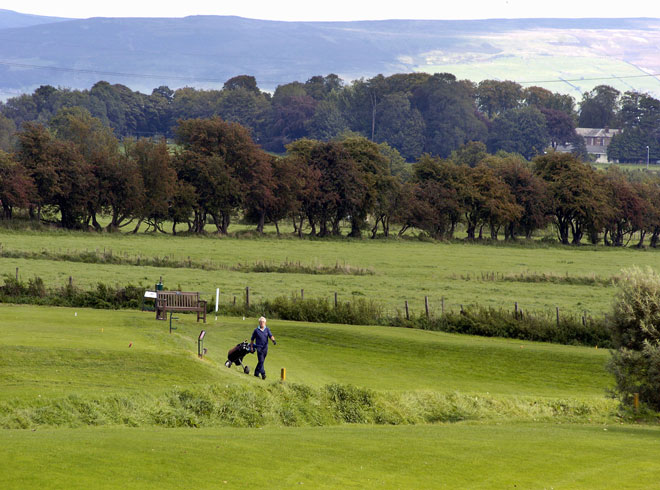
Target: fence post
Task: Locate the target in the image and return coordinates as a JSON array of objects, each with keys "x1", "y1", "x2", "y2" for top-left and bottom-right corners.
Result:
[
  {"x1": 334, "y1": 292, "x2": 338, "y2": 308},
  {"x1": 441, "y1": 297, "x2": 445, "y2": 316},
  {"x1": 424, "y1": 296, "x2": 429, "y2": 318},
  {"x1": 246, "y1": 287, "x2": 250, "y2": 308},
  {"x1": 15, "y1": 267, "x2": 18, "y2": 280},
  {"x1": 556, "y1": 307, "x2": 560, "y2": 326},
  {"x1": 69, "y1": 276, "x2": 73, "y2": 288},
  {"x1": 515, "y1": 302, "x2": 518, "y2": 319},
  {"x1": 405, "y1": 300, "x2": 409, "y2": 320},
  {"x1": 301, "y1": 289, "x2": 304, "y2": 301}
]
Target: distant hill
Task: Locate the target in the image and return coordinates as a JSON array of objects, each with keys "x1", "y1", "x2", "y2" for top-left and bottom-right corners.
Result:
[
  {"x1": 0, "y1": 12, "x2": 659, "y2": 99},
  {"x1": 0, "y1": 9, "x2": 69, "y2": 29}
]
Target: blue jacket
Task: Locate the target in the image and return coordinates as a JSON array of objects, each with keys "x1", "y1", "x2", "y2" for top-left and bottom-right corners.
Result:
[{"x1": 251, "y1": 326, "x2": 272, "y2": 350}]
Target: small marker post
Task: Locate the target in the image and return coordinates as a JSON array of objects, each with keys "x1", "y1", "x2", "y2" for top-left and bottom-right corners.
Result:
[
  {"x1": 215, "y1": 288, "x2": 219, "y2": 321},
  {"x1": 281, "y1": 368, "x2": 286, "y2": 382}
]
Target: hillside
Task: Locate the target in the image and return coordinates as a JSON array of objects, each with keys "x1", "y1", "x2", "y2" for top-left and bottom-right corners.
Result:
[
  {"x1": 0, "y1": 9, "x2": 69, "y2": 29},
  {"x1": 0, "y1": 12, "x2": 659, "y2": 97}
]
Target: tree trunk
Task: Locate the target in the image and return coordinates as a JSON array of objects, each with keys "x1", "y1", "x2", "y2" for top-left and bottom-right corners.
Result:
[
  {"x1": 256, "y1": 210, "x2": 265, "y2": 234},
  {"x1": 370, "y1": 217, "x2": 379, "y2": 239},
  {"x1": 466, "y1": 223, "x2": 476, "y2": 240},
  {"x1": 349, "y1": 217, "x2": 362, "y2": 238},
  {"x1": 132, "y1": 218, "x2": 143, "y2": 234},
  {"x1": 490, "y1": 223, "x2": 499, "y2": 240}
]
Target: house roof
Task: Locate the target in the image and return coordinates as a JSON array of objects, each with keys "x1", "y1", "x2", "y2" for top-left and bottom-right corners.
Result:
[{"x1": 576, "y1": 127, "x2": 621, "y2": 137}]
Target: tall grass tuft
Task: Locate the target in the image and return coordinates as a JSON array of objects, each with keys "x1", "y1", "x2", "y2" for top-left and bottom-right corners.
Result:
[
  {"x1": 0, "y1": 383, "x2": 617, "y2": 430},
  {"x1": 0, "y1": 247, "x2": 373, "y2": 275}
]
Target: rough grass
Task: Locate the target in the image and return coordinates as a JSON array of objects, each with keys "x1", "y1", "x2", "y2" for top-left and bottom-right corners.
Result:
[{"x1": 0, "y1": 247, "x2": 373, "y2": 275}]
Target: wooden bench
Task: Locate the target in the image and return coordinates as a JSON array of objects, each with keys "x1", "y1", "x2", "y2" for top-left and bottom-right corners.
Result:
[{"x1": 155, "y1": 291, "x2": 207, "y2": 323}]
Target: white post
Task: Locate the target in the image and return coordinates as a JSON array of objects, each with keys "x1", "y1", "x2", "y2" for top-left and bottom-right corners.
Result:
[{"x1": 215, "y1": 288, "x2": 220, "y2": 320}]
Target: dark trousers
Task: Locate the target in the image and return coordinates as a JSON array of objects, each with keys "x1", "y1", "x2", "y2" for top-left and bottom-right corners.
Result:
[{"x1": 255, "y1": 348, "x2": 268, "y2": 376}]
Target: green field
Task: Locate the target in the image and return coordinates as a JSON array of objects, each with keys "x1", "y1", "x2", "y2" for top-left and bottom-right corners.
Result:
[
  {"x1": 2, "y1": 228, "x2": 660, "y2": 317},
  {"x1": 3, "y1": 304, "x2": 658, "y2": 488},
  {"x1": 2, "y1": 227, "x2": 660, "y2": 488}
]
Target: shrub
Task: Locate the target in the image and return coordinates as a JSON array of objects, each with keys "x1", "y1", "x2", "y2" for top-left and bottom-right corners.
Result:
[{"x1": 607, "y1": 267, "x2": 660, "y2": 410}]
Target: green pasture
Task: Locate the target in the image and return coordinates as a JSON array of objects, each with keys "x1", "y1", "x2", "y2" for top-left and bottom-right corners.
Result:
[
  {"x1": 416, "y1": 52, "x2": 660, "y2": 98},
  {"x1": 2, "y1": 228, "x2": 659, "y2": 315},
  {"x1": 3, "y1": 423, "x2": 660, "y2": 489}
]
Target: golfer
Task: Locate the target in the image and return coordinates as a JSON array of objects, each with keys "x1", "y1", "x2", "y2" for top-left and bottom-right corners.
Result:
[{"x1": 251, "y1": 316, "x2": 275, "y2": 380}]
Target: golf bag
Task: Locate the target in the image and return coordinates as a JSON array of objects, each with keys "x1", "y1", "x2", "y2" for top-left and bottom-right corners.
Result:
[{"x1": 225, "y1": 340, "x2": 255, "y2": 374}]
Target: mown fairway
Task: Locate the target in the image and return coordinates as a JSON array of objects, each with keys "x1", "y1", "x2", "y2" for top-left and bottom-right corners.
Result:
[
  {"x1": 0, "y1": 305, "x2": 611, "y2": 400},
  {"x1": 0, "y1": 304, "x2": 658, "y2": 488},
  {"x1": 3, "y1": 424, "x2": 660, "y2": 489},
  {"x1": 2, "y1": 229, "x2": 660, "y2": 315}
]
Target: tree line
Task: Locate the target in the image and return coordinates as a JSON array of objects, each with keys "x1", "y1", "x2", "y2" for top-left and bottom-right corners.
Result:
[
  {"x1": 0, "y1": 73, "x2": 608, "y2": 161},
  {"x1": 1, "y1": 75, "x2": 658, "y2": 163},
  {"x1": 2, "y1": 107, "x2": 660, "y2": 247}
]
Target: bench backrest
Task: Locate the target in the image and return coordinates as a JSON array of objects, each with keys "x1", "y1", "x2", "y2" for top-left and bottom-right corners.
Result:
[{"x1": 157, "y1": 291, "x2": 200, "y2": 308}]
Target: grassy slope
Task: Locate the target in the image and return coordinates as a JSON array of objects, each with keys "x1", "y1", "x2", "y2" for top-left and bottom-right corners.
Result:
[
  {"x1": 0, "y1": 304, "x2": 611, "y2": 400},
  {"x1": 2, "y1": 229, "x2": 659, "y2": 314},
  {"x1": 2, "y1": 305, "x2": 656, "y2": 488}
]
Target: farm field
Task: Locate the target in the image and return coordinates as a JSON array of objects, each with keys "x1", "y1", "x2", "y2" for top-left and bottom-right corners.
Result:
[
  {"x1": 2, "y1": 228, "x2": 659, "y2": 316},
  {"x1": 0, "y1": 304, "x2": 657, "y2": 488}
]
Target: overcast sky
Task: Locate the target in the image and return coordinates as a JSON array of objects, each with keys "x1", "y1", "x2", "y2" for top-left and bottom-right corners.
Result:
[{"x1": 5, "y1": 0, "x2": 660, "y2": 21}]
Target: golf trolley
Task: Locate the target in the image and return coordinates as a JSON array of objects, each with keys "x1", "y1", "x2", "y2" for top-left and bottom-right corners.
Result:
[{"x1": 225, "y1": 340, "x2": 255, "y2": 374}]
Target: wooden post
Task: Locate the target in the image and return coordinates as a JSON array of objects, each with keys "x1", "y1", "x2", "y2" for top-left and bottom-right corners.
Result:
[
  {"x1": 441, "y1": 297, "x2": 445, "y2": 316},
  {"x1": 246, "y1": 287, "x2": 250, "y2": 308},
  {"x1": 405, "y1": 300, "x2": 409, "y2": 320},
  {"x1": 301, "y1": 289, "x2": 304, "y2": 301},
  {"x1": 515, "y1": 302, "x2": 518, "y2": 319},
  {"x1": 556, "y1": 307, "x2": 560, "y2": 326},
  {"x1": 233, "y1": 295, "x2": 236, "y2": 306},
  {"x1": 69, "y1": 276, "x2": 73, "y2": 287},
  {"x1": 424, "y1": 296, "x2": 429, "y2": 318},
  {"x1": 634, "y1": 392, "x2": 639, "y2": 412},
  {"x1": 281, "y1": 368, "x2": 286, "y2": 382},
  {"x1": 15, "y1": 267, "x2": 18, "y2": 280},
  {"x1": 334, "y1": 292, "x2": 338, "y2": 308},
  {"x1": 582, "y1": 312, "x2": 586, "y2": 326}
]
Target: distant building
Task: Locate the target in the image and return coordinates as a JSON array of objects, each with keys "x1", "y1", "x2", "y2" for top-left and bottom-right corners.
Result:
[{"x1": 557, "y1": 127, "x2": 621, "y2": 163}]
